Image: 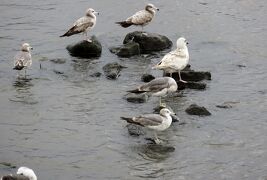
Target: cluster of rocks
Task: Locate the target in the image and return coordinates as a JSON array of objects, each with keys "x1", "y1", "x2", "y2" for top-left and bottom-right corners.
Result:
[{"x1": 65, "y1": 31, "x2": 212, "y2": 137}]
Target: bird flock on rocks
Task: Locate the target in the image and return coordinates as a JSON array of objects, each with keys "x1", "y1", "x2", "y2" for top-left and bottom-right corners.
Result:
[{"x1": 7, "y1": 3, "x2": 190, "y2": 178}]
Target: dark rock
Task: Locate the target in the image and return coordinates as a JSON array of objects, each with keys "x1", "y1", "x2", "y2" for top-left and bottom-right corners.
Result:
[
  {"x1": 50, "y1": 58, "x2": 66, "y2": 64},
  {"x1": 109, "y1": 41, "x2": 140, "y2": 57},
  {"x1": 177, "y1": 81, "x2": 206, "y2": 90},
  {"x1": 126, "y1": 124, "x2": 144, "y2": 136},
  {"x1": 166, "y1": 70, "x2": 211, "y2": 82},
  {"x1": 141, "y1": 74, "x2": 155, "y2": 82},
  {"x1": 123, "y1": 31, "x2": 172, "y2": 53},
  {"x1": 124, "y1": 93, "x2": 148, "y2": 103},
  {"x1": 216, "y1": 101, "x2": 239, "y2": 109},
  {"x1": 102, "y1": 62, "x2": 126, "y2": 80},
  {"x1": 0, "y1": 162, "x2": 16, "y2": 168},
  {"x1": 90, "y1": 72, "x2": 102, "y2": 77},
  {"x1": 185, "y1": 104, "x2": 211, "y2": 116},
  {"x1": 53, "y1": 70, "x2": 64, "y2": 74},
  {"x1": 66, "y1": 36, "x2": 102, "y2": 58}
]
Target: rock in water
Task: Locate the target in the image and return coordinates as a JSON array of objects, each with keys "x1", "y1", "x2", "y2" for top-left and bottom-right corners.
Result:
[
  {"x1": 141, "y1": 74, "x2": 155, "y2": 82},
  {"x1": 177, "y1": 81, "x2": 207, "y2": 90},
  {"x1": 123, "y1": 31, "x2": 172, "y2": 53},
  {"x1": 165, "y1": 70, "x2": 211, "y2": 82},
  {"x1": 102, "y1": 62, "x2": 126, "y2": 80},
  {"x1": 66, "y1": 36, "x2": 102, "y2": 58},
  {"x1": 185, "y1": 104, "x2": 211, "y2": 116},
  {"x1": 124, "y1": 93, "x2": 148, "y2": 103},
  {"x1": 109, "y1": 41, "x2": 140, "y2": 57}
]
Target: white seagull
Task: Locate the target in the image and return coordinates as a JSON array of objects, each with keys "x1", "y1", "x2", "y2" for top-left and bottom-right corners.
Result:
[
  {"x1": 153, "y1": 37, "x2": 189, "y2": 83},
  {"x1": 13, "y1": 43, "x2": 33, "y2": 78},
  {"x1": 127, "y1": 77, "x2": 177, "y2": 107},
  {"x1": 121, "y1": 108, "x2": 175, "y2": 144},
  {"x1": 116, "y1": 4, "x2": 159, "y2": 30},
  {"x1": 60, "y1": 8, "x2": 99, "y2": 42},
  {"x1": 1, "y1": 166, "x2": 37, "y2": 180}
]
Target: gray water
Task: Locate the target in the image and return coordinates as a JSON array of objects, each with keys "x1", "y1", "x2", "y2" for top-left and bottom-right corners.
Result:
[{"x1": 0, "y1": 0, "x2": 267, "y2": 179}]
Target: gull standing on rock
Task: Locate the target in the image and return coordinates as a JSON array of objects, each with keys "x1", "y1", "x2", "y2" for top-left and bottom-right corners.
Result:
[
  {"x1": 60, "y1": 8, "x2": 99, "y2": 42},
  {"x1": 116, "y1": 4, "x2": 159, "y2": 31},
  {"x1": 153, "y1": 37, "x2": 189, "y2": 83},
  {"x1": 121, "y1": 108, "x2": 175, "y2": 144},
  {"x1": 13, "y1": 43, "x2": 33, "y2": 78},
  {"x1": 1, "y1": 166, "x2": 37, "y2": 180},
  {"x1": 127, "y1": 77, "x2": 177, "y2": 107}
]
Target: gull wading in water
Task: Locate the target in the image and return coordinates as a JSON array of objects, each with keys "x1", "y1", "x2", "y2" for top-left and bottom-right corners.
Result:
[
  {"x1": 1, "y1": 167, "x2": 37, "y2": 180},
  {"x1": 13, "y1": 43, "x2": 33, "y2": 78},
  {"x1": 153, "y1": 37, "x2": 189, "y2": 83},
  {"x1": 121, "y1": 108, "x2": 175, "y2": 144},
  {"x1": 127, "y1": 77, "x2": 177, "y2": 107},
  {"x1": 116, "y1": 4, "x2": 159, "y2": 31},
  {"x1": 60, "y1": 8, "x2": 99, "y2": 42}
]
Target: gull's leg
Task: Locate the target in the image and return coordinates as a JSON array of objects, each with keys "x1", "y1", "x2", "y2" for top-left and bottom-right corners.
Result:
[
  {"x1": 178, "y1": 70, "x2": 187, "y2": 83},
  {"x1": 141, "y1": 26, "x2": 148, "y2": 36},
  {"x1": 24, "y1": 69, "x2": 27, "y2": 79},
  {"x1": 154, "y1": 132, "x2": 161, "y2": 144},
  {"x1": 85, "y1": 31, "x2": 92, "y2": 42},
  {"x1": 159, "y1": 97, "x2": 166, "y2": 108}
]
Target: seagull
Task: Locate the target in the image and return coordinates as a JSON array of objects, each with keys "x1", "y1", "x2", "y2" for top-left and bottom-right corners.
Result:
[
  {"x1": 153, "y1": 37, "x2": 189, "y2": 83},
  {"x1": 121, "y1": 108, "x2": 175, "y2": 144},
  {"x1": 1, "y1": 167, "x2": 37, "y2": 180},
  {"x1": 13, "y1": 43, "x2": 33, "y2": 78},
  {"x1": 127, "y1": 77, "x2": 177, "y2": 107},
  {"x1": 116, "y1": 4, "x2": 159, "y2": 31},
  {"x1": 60, "y1": 8, "x2": 99, "y2": 42}
]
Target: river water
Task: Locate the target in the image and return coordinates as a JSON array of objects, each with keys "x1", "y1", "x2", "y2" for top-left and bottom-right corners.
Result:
[{"x1": 0, "y1": 0, "x2": 266, "y2": 179}]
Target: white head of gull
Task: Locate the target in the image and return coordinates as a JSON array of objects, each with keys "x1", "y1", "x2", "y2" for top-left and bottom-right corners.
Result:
[
  {"x1": 60, "y1": 8, "x2": 99, "y2": 42},
  {"x1": 121, "y1": 108, "x2": 175, "y2": 144},
  {"x1": 116, "y1": 3, "x2": 159, "y2": 31},
  {"x1": 127, "y1": 77, "x2": 177, "y2": 107},
  {"x1": 1, "y1": 167, "x2": 37, "y2": 180},
  {"x1": 153, "y1": 37, "x2": 189, "y2": 83}
]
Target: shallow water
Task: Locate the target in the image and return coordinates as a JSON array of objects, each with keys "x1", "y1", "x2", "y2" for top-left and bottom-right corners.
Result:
[{"x1": 0, "y1": 0, "x2": 267, "y2": 179}]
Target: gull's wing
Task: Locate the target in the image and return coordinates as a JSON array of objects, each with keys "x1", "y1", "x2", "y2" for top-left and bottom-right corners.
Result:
[
  {"x1": 134, "y1": 114, "x2": 164, "y2": 126},
  {"x1": 126, "y1": 10, "x2": 153, "y2": 25},
  {"x1": 14, "y1": 51, "x2": 31, "y2": 69},
  {"x1": 139, "y1": 77, "x2": 170, "y2": 92},
  {"x1": 60, "y1": 16, "x2": 95, "y2": 37}
]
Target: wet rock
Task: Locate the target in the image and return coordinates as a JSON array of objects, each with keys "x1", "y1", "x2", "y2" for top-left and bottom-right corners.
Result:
[
  {"x1": 144, "y1": 144, "x2": 175, "y2": 152},
  {"x1": 0, "y1": 162, "x2": 16, "y2": 168},
  {"x1": 102, "y1": 62, "x2": 126, "y2": 80},
  {"x1": 216, "y1": 101, "x2": 239, "y2": 109},
  {"x1": 186, "y1": 104, "x2": 211, "y2": 116},
  {"x1": 66, "y1": 36, "x2": 102, "y2": 58},
  {"x1": 126, "y1": 124, "x2": 144, "y2": 136},
  {"x1": 123, "y1": 31, "x2": 172, "y2": 53},
  {"x1": 141, "y1": 74, "x2": 155, "y2": 82},
  {"x1": 177, "y1": 81, "x2": 206, "y2": 90},
  {"x1": 50, "y1": 58, "x2": 66, "y2": 64},
  {"x1": 109, "y1": 41, "x2": 140, "y2": 57},
  {"x1": 166, "y1": 70, "x2": 211, "y2": 82},
  {"x1": 53, "y1": 70, "x2": 64, "y2": 74},
  {"x1": 124, "y1": 93, "x2": 148, "y2": 103},
  {"x1": 90, "y1": 72, "x2": 102, "y2": 77}
]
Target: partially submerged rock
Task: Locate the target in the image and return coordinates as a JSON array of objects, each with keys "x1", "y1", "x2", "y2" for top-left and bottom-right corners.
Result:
[
  {"x1": 124, "y1": 93, "x2": 148, "y2": 103},
  {"x1": 123, "y1": 31, "x2": 172, "y2": 53},
  {"x1": 126, "y1": 124, "x2": 144, "y2": 136},
  {"x1": 185, "y1": 104, "x2": 211, "y2": 116},
  {"x1": 66, "y1": 36, "x2": 102, "y2": 58},
  {"x1": 90, "y1": 72, "x2": 102, "y2": 77},
  {"x1": 141, "y1": 74, "x2": 155, "y2": 82},
  {"x1": 165, "y1": 70, "x2": 211, "y2": 82},
  {"x1": 102, "y1": 62, "x2": 126, "y2": 80},
  {"x1": 177, "y1": 81, "x2": 206, "y2": 90},
  {"x1": 109, "y1": 41, "x2": 140, "y2": 57},
  {"x1": 50, "y1": 58, "x2": 66, "y2": 64}
]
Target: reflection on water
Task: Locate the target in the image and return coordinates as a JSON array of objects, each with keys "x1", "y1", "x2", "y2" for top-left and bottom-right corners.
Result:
[{"x1": 9, "y1": 78, "x2": 37, "y2": 105}]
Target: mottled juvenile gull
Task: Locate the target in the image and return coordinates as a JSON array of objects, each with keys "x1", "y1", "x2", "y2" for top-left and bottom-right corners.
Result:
[
  {"x1": 121, "y1": 108, "x2": 175, "y2": 144},
  {"x1": 116, "y1": 4, "x2": 159, "y2": 30},
  {"x1": 153, "y1": 37, "x2": 189, "y2": 82},
  {"x1": 1, "y1": 167, "x2": 37, "y2": 180},
  {"x1": 60, "y1": 8, "x2": 99, "y2": 42},
  {"x1": 13, "y1": 43, "x2": 33, "y2": 78},
  {"x1": 127, "y1": 77, "x2": 177, "y2": 107}
]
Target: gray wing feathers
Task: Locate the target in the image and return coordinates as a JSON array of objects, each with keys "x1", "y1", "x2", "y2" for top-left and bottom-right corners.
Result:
[
  {"x1": 140, "y1": 78, "x2": 169, "y2": 92},
  {"x1": 134, "y1": 114, "x2": 163, "y2": 126}
]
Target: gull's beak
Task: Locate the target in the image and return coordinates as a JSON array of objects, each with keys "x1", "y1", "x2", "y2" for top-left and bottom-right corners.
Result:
[
  {"x1": 95, "y1": 11, "x2": 99, "y2": 15},
  {"x1": 156, "y1": 8, "x2": 159, "y2": 11},
  {"x1": 186, "y1": 42, "x2": 189, "y2": 45},
  {"x1": 30, "y1": 47, "x2": 33, "y2": 50}
]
